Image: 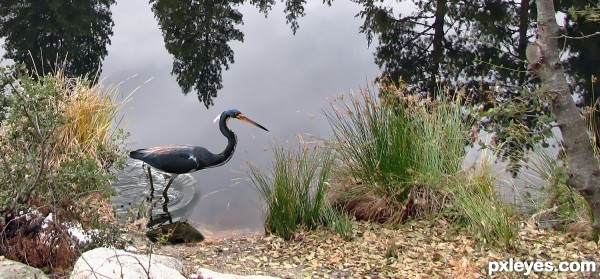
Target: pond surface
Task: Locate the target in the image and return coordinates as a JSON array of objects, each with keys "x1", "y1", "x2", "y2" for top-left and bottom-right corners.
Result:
[
  {"x1": 0, "y1": 0, "x2": 556, "y2": 237},
  {"x1": 100, "y1": 1, "x2": 381, "y2": 236}
]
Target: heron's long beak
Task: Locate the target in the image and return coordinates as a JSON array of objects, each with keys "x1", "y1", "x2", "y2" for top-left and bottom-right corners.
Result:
[{"x1": 238, "y1": 115, "x2": 269, "y2": 132}]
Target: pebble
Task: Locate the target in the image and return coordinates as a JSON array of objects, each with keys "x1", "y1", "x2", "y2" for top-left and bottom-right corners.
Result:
[{"x1": 124, "y1": 246, "x2": 138, "y2": 253}]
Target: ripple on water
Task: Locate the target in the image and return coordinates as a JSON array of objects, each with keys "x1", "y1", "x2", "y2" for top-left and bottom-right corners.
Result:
[{"x1": 111, "y1": 159, "x2": 201, "y2": 225}]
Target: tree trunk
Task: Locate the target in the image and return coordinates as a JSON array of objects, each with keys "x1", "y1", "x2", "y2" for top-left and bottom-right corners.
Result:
[
  {"x1": 528, "y1": 0, "x2": 600, "y2": 239},
  {"x1": 430, "y1": 0, "x2": 447, "y2": 96}
]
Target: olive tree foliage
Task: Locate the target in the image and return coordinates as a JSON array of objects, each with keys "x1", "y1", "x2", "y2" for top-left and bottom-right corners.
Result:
[{"x1": 568, "y1": 1, "x2": 600, "y2": 22}]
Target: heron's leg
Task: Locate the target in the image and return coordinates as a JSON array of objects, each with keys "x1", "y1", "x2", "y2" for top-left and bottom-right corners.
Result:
[
  {"x1": 164, "y1": 174, "x2": 178, "y2": 192},
  {"x1": 162, "y1": 174, "x2": 178, "y2": 204},
  {"x1": 147, "y1": 166, "x2": 155, "y2": 196}
]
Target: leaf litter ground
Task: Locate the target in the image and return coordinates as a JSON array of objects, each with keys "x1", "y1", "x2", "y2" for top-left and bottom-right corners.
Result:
[{"x1": 154, "y1": 219, "x2": 599, "y2": 278}]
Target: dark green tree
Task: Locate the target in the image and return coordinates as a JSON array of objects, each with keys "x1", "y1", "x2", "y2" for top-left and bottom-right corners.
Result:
[
  {"x1": 149, "y1": 0, "x2": 245, "y2": 108},
  {"x1": 354, "y1": 0, "x2": 536, "y2": 96},
  {"x1": 0, "y1": 0, "x2": 114, "y2": 78},
  {"x1": 560, "y1": 0, "x2": 600, "y2": 96},
  {"x1": 149, "y1": 0, "x2": 331, "y2": 107}
]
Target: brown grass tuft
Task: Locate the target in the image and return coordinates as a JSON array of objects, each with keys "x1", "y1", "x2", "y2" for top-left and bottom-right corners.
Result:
[
  {"x1": 564, "y1": 219, "x2": 594, "y2": 239},
  {"x1": 337, "y1": 189, "x2": 395, "y2": 223},
  {"x1": 1, "y1": 216, "x2": 78, "y2": 275},
  {"x1": 330, "y1": 179, "x2": 450, "y2": 225}
]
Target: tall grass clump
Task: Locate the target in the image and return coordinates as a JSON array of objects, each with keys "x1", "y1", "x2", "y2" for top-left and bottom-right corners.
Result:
[
  {"x1": 325, "y1": 80, "x2": 517, "y2": 246},
  {"x1": 0, "y1": 64, "x2": 127, "y2": 273},
  {"x1": 325, "y1": 87, "x2": 416, "y2": 187},
  {"x1": 395, "y1": 87, "x2": 466, "y2": 180},
  {"x1": 325, "y1": 81, "x2": 470, "y2": 224},
  {"x1": 250, "y1": 141, "x2": 352, "y2": 240},
  {"x1": 324, "y1": 86, "x2": 418, "y2": 223},
  {"x1": 58, "y1": 72, "x2": 126, "y2": 169}
]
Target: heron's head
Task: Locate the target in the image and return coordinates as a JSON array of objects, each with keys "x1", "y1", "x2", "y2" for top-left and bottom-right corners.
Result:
[{"x1": 214, "y1": 109, "x2": 269, "y2": 132}]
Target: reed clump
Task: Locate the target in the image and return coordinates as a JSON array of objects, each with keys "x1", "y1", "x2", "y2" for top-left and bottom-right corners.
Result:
[
  {"x1": 250, "y1": 140, "x2": 352, "y2": 240},
  {"x1": 324, "y1": 80, "x2": 516, "y2": 247}
]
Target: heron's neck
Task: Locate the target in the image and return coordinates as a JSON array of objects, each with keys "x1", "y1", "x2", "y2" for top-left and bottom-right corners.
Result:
[{"x1": 215, "y1": 116, "x2": 237, "y2": 166}]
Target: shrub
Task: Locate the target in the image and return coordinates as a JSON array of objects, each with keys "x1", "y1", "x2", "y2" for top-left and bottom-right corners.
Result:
[{"x1": 0, "y1": 64, "x2": 127, "y2": 273}]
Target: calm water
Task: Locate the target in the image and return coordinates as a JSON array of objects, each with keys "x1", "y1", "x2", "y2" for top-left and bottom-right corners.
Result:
[{"x1": 99, "y1": 1, "x2": 381, "y2": 236}]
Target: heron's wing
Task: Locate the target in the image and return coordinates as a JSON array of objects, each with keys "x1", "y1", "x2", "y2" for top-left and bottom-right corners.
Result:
[{"x1": 132, "y1": 144, "x2": 210, "y2": 174}]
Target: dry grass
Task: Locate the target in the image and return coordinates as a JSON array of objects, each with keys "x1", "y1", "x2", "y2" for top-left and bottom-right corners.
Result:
[
  {"x1": 330, "y1": 178, "x2": 450, "y2": 225},
  {"x1": 2, "y1": 221, "x2": 79, "y2": 276},
  {"x1": 53, "y1": 72, "x2": 127, "y2": 168},
  {"x1": 330, "y1": 183, "x2": 398, "y2": 223}
]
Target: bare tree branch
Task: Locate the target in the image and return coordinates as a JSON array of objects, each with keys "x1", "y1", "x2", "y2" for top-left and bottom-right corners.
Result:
[{"x1": 557, "y1": 31, "x2": 600, "y2": 40}]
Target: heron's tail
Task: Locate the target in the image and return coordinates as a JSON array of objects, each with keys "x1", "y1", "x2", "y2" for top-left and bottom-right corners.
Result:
[{"x1": 129, "y1": 149, "x2": 148, "y2": 160}]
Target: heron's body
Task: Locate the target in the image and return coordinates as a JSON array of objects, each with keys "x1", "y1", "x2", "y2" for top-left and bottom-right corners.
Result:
[
  {"x1": 129, "y1": 109, "x2": 268, "y2": 196},
  {"x1": 130, "y1": 143, "x2": 234, "y2": 174}
]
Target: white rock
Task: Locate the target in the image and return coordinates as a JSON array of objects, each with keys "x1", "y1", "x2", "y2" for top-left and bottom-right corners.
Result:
[
  {"x1": 197, "y1": 268, "x2": 280, "y2": 279},
  {"x1": 0, "y1": 259, "x2": 49, "y2": 279},
  {"x1": 70, "y1": 247, "x2": 185, "y2": 279}
]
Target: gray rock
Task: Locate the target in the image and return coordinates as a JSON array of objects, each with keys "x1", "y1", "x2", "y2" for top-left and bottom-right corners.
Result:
[
  {"x1": 0, "y1": 258, "x2": 49, "y2": 279},
  {"x1": 70, "y1": 247, "x2": 185, "y2": 279}
]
